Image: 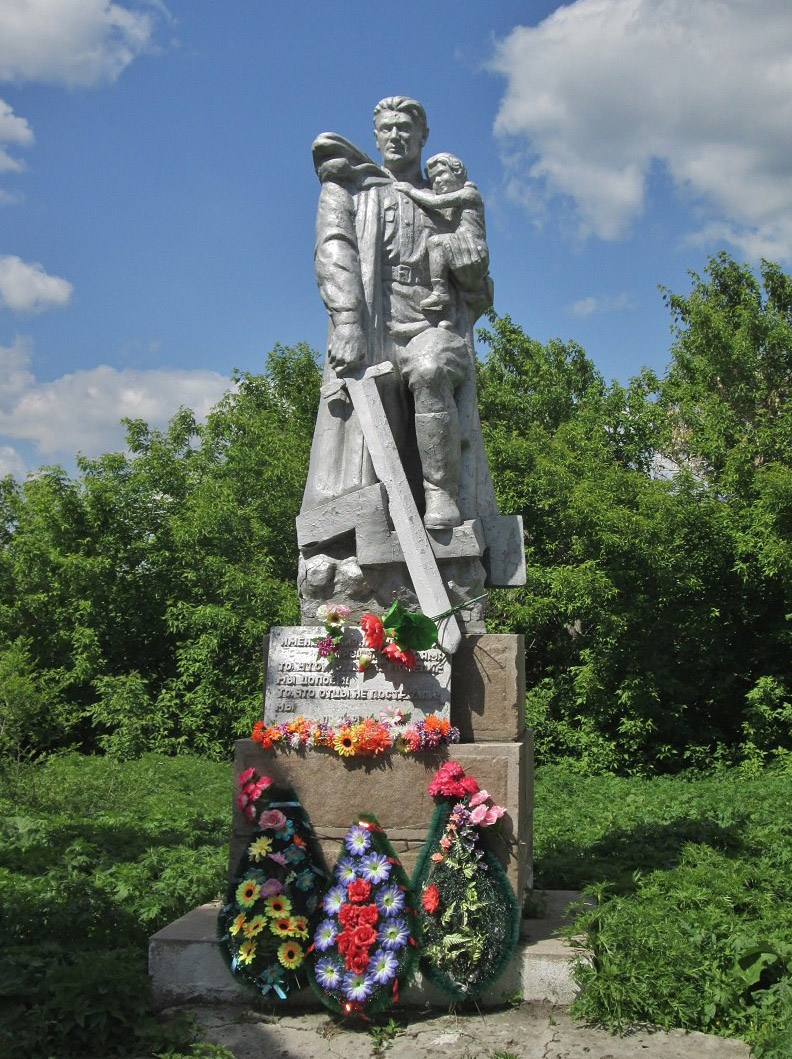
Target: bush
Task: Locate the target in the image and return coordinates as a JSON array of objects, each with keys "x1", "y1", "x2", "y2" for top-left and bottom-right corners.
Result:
[{"x1": 534, "y1": 763, "x2": 792, "y2": 1056}]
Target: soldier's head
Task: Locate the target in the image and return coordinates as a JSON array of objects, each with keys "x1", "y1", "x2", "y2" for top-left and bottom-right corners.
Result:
[{"x1": 373, "y1": 96, "x2": 429, "y2": 176}]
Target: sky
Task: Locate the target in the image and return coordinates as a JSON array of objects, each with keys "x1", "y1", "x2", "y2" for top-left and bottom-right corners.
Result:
[{"x1": 2, "y1": 0, "x2": 792, "y2": 478}]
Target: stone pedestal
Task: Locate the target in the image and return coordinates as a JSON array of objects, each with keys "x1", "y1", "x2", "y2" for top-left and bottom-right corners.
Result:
[
  {"x1": 231, "y1": 730, "x2": 533, "y2": 898},
  {"x1": 233, "y1": 631, "x2": 532, "y2": 897}
]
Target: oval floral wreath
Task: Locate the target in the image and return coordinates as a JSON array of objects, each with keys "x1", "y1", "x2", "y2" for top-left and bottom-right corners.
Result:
[
  {"x1": 217, "y1": 768, "x2": 326, "y2": 1000},
  {"x1": 308, "y1": 814, "x2": 418, "y2": 1019}
]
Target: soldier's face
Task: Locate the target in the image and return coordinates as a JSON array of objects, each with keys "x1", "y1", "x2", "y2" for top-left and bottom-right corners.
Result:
[{"x1": 374, "y1": 111, "x2": 426, "y2": 172}]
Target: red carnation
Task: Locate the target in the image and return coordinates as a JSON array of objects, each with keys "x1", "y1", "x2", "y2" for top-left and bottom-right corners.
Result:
[
  {"x1": 336, "y1": 928, "x2": 355, "y2": 955},
  {"x1": 347, "y1": 878, "x2": 372, "y2": 903},
  {"x1": 422, "y1": 883, "x2": 440, "y2": 914},
  {"x1": 360, "y1": 613, "x2": 385, "y2": 651},
  {"x1": 382, "y1": 641, "x2": 417, "y2": 669},
  {"x1": 460, "y1": 774, "x2": 480, "y2": 795},
  {"x1": 358, "y1": 903, "x2": 379, "y2": 926}
]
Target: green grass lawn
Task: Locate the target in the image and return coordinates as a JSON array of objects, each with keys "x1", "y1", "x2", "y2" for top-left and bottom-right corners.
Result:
[{"x1": 2, "y1": 753, "x2": 791, "y2": 1057}]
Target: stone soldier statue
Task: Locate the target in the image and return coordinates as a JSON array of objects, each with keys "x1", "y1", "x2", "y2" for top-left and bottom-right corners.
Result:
[{"x1": 297, "y1": 96, "x2": 523, "y2": 624}]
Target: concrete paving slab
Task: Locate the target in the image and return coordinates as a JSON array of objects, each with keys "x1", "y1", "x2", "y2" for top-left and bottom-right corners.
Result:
[{"x1": 165, "y1": 1001, "x2": 751, "y2": 1059}]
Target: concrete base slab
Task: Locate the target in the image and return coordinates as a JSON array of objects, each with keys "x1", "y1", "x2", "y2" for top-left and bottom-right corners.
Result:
[
  {"x1": 172, "y1": 1002, "x2": 750, "y2": 1059},
  {"x1": 149, "y1": 891, "x2": 582, "y2": 1012}
]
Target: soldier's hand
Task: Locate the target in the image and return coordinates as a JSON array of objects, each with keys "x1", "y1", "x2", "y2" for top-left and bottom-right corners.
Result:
[{"x1": 329, "y1": 321, "x2": 367, "y2": 375}]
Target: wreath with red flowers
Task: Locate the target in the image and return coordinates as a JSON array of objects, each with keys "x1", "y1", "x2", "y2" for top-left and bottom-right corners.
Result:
[{"x1": 308, "y1": 814, "x2": 418, "y2": 1018}]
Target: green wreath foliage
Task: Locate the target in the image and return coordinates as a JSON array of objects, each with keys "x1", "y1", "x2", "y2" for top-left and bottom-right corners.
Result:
[{"x1": 412, "y1": 798, "x2": 521, "y2": 1001}]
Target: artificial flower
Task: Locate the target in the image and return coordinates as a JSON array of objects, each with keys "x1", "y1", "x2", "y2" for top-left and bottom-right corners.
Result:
[
  {"x1": 264, "y1": 894, "x2": 291, "y2": 917},
  {"x1": 334, "y1": 727, "x2": 357, "y2": 757},
  {"x1": 360, "y1": 612, "x2": 385, "y2": 650},
  {"x1": 236, "y1": 879, "x2": 260, "y2": 907},
  {"x1": 348, "y1": 950, "x2": 371, "y2": 974},
  {"x1": 379, "y1": 918, "x2": 409, "y2": 950},
  {"x1": 360, "y1": 852, "x2": 390, "y2": 884},
  {"x1": 315, "y1": 956, "x2": 343, "y2": 990},
  {"x1": 248, "y1": 835, "x2": 273, "y2": 861},
  {"x1": 258, "y1": 809, "x2": 287, "y2": 831},
  {"x1": 284, "y1": 844, "x2": 306, "y2": 865},
  {"x1": 317, "y1": 636, "x2": 337, "y2": 659},
  {"x1": 295, "y1": 869, "x2": 315, "y2": 891},
  {"x1": 336, "y1": 856, "x2": 359, "y2": 885},
  {"x1": 382, "y1": 641, "x2": 417, "y2": 669},
  {"x1": 357, "y1": 651, "x2": 373, "y2": 672},
  {"x1": 347, "y1": 878, "x2": 372, "y2": 903},
  {"x1": 345, "y1": 826, "x2": 371, "y2": 856},
  {"x1": 370, "y1": 949, "x2": 398, "y2": 985},
  {"x1": 421, "y1": 883, "x2": 440, "y2": 914},
  {"x1": 375, "y1": 885, "x2": 405, "y2": 917},
  {"x1": 343, "y1": 970, "x2": 374, "y2": 1001},
  {"x1": 314, "y1": 919, "x2": 338, "y2": 952},
  {"x1": 322, "y1": 885, "x2": 346, "y2": 915},
  {"x1": 317, "y1": 602, "x2": 351, "y2": 624},
  {"x1": 229, "y1": 913, "x2": 246, "y2": 936},
  {"x1": 259, "y1": 877, "x2": 284, "y2": 898},
  {"x1": 277, "y1": 940, "x2": 304, "y2": 969},
  {"x1": 238, "y1": 939, "x2": 257, "y2": 965},
  {"x1": 352, "y1": 923, "x2": 378, "y2": 949},
  {"x1": 271, "y1": 916, "x2": 295, "y2": 937},
  {"x1": 291, "y1": 915, "x2": 309, "y2": 938},
  {"x1": 243, "y1": 914, "x2": 267, "y2": 937},
  {"x1": 238, "y1": 767, "x2": 256, "y2": 785}
]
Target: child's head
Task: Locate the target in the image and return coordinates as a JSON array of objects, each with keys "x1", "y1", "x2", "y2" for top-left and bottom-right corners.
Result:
[{"x1": 425, "y1": 153, "x2": 467, "y2": 194}]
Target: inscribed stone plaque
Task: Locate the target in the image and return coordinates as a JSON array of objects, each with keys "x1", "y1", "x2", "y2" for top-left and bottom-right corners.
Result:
[{"x1": 264, "y1": 626, "x2": 450, "y2": 725}]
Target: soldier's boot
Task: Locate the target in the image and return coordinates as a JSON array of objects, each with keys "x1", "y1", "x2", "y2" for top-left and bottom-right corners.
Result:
[{"x1": 415, "y1": 410, "x2": 462, "y2": 529}]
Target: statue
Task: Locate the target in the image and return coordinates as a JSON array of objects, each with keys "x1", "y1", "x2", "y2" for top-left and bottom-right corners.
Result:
[{"x1": 297, "y1": 96, "x2": 525, "y2": 632}]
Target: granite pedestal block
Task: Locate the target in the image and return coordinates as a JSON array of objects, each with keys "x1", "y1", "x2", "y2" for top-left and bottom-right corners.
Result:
[
  {"x1": 450, "y1": 634, "x2": 526, "y2": 742},
  {"x1": 230, "y1": 733, "x2": 533, "y2": 899}
]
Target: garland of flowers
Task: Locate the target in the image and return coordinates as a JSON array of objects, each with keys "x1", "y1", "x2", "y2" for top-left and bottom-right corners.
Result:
[
  {"x1": 251, "y1": 710, "x2": 459, "y2": 758},
  {"x1": 308, "y1": 814, "x2": 418, "y2": 1019},
  {"x1": 217, "y1": 768, "x2": 327, "y2": 1000},
  {"x1": 411, "y1": 760, "x2": 521, "y2": 1001}
]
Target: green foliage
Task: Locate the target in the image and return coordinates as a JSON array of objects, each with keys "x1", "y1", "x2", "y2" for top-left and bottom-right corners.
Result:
[
  {"x1": 0, "y1": 344, "x2": 320, "y2": 760},
  {"x1": 534, "y1": 763, "x2": 792, "y2": 1055},
  {"x1": 0, "y1": 753, "x2": 229, "y2": 1057},
  {"x1": 478, "y1": 259, "x2": 792, "y2": 772}
]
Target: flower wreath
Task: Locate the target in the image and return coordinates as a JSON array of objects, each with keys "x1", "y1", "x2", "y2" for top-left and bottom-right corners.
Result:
[
  {"x1": 308, "y1": 814, "x2": 418, "y2": 1019},
  {"x1": 217, "y1": 769, "x2": 326, "y2": 1000},
  {"x1": 412, "y1": 760, "x2": 521, "y2": 1001},
  {"x1": 251, "y1": 710, "x2": 459, "y2": 759}
]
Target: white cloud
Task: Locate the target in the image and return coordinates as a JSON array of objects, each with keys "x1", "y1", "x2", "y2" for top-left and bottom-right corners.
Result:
[
  {"x1": 0, "y1": 98, "x2": 33, "y2": 174},
  {"x1": 490, "y1": 0, "x2": 792, "y2": 256},
  {"x1": 0, "y1": 0, "x2": 159, "y2": 87},
  {"x1": 0, "y1": 255, "x2": 73, "y2": 313},
  {"x1": 570, "y1": 292, "x2": 634, "y2": 317},
  {"x1": 0, "y1": 337, "x2": 232, "y2": 471},
  {"x1": 0, "y1": 444, "x2": 26, "y2": 479}
]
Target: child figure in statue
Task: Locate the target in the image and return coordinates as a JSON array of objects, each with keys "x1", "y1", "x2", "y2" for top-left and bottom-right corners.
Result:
[{"x1": 395, "y1": 152, "x2": 488, "y2": 313}]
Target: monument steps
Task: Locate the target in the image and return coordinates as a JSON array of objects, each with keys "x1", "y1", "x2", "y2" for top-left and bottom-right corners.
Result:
[{"x1": 148, "y1": 890, "x2": 584, "y2": 1011}]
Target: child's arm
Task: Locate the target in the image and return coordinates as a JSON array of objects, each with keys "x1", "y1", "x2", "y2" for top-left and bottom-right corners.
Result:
[{"x1": 394, "y1": 181, "x2": 481, "y2": 211}]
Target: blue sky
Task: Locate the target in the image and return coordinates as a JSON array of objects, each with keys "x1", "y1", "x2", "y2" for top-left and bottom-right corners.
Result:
[{"x1": 1, "y1": 0, "x2": 791, "y2": 477}]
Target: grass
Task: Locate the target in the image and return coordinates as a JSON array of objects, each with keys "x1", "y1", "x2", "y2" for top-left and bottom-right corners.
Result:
[
  {"x1": 0, "y1": 752, "x2": 230, "y2": 1058},
  {"x1": 533, "y1": 763, "x2": 792, "y2": 1057}
]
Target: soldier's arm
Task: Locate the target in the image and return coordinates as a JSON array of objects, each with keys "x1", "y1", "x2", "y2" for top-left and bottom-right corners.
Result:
[{"x1": 315, "y1": 182, "x2": 367, "y2": 374}]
